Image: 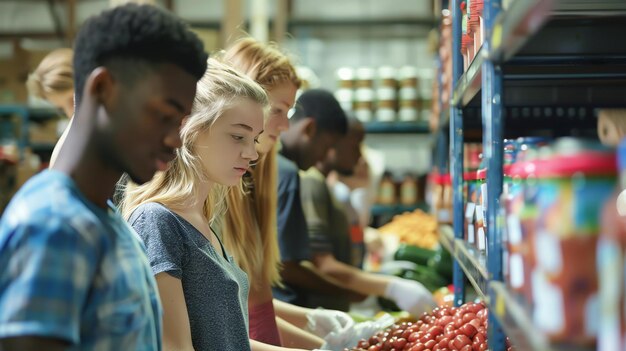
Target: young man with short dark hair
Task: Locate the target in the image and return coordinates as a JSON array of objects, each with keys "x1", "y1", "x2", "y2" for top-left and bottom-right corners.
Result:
[
  {"x1": 275, "y1": 90, "x2": 435, "y2": 316},
  {"x1": 0, "y1": 4, "x2": 207, "y2": 350},
  {"x1": 274, "y1": 89, "x2": 366, "y2": 310}
]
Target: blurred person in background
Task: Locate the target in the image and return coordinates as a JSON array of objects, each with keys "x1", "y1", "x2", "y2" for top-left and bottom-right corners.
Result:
[
  {"x1": 27, "y1": 48, "x2": 74, "y2": 118},
  {"x1": 274, "y1": 89, "x2": 366, "y2": 312},
  {"x1": 27, "y1": 48, "x2": 75, "y2": 167},
  {"x1": 298, "y1": 114, "x2": 436, "y2": 316}
]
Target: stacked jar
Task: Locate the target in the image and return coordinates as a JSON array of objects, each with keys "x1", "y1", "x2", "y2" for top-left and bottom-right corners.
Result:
[
  {"x1": 469, "y1": 0, "x2": 484, "y2": 51},
  {"x1": 398, "y1": 66, "x2": 420, "y2": 122},
  {"x1": 598, "y1": 138, "x2": 626, "y2": 351},
  {"x1": 474, "y1": 165, "x2": 486, "y2": 255},
  {"x1": 376, "y1": 66, "x2": 397, "y2": 122},
  {"x1": 463, "y1": 143, "x2": 482, "y2": 247},
  {"x1": 505, "y1": 137, "x2": 550, "y2": 310},
  {"x1": 432, "y1": 172, "x2": 453, "y2": 225},
  {"x1": 512, "y1": 138, "x2": 616, "y2": 345},
  {"x1": 500, "y1": 139, "x2": 519, "y2": 296},
  {"x1": 354, "y1": 67, "x2": 375, "y2": 123},
  {"x1": 335, "y1": 67, "x2": 355, "y2": 113}
]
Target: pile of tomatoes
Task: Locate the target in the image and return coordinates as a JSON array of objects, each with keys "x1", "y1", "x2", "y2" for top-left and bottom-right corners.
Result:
[{"x1": 347, "y1": 302, "x2": 515, "y2": 351}]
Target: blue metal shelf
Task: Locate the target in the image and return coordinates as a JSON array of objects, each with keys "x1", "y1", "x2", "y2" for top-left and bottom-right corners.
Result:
[
  {"x1": 364, "y1": 121, "x2": 430, "y2": 134},
  {"x1": 370, "y1": 203, "x2": 428, "y2": 216},
  {"x1": 488, "y1": 0, "x2": 554, "y2": 63},
  {"x1": 439, "y1": 225, "x2": 488, "y2": 300},
  {"x1": 30, "y1": 143, "x2": 56, "y2": 152},
  {"x1": 451, "y1": 45, "x2": 484, "y2": 107},
  {"x1": 490, "y1": 282, "x2": 595, "y2": 351}
]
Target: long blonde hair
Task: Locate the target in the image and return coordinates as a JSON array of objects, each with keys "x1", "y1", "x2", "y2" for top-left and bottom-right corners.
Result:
[
  {"x1": 120, "y1": 58, "x2": 269, "y2": 222},
  {"x1": 27, "y1": 48, "x2": 74, "y2": 99},
  {"x1": 219, "y1": 37, "x2": 301, "y2": 289}
]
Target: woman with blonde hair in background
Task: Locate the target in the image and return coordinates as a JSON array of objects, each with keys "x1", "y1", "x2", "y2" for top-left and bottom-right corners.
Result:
[
  {"x1": 220, "y1": 37, "x2": 361, "y2": 350},
  {"x1": 27, "y1": 48, "x2": 74, "y2": 166},
  {"x1": 27, "y1": 48, "x2": 74, "y2": 118}
]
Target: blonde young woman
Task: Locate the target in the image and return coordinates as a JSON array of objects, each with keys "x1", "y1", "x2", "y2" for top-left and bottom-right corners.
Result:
[
  {"x1": 220, "y1": 38, "x2": 358, "y2": 350},
  {"x1": 27, "y1": 48, "x2": 74, "y2": 117},
  {"x1": 27, "y1": 48, "x2": 74, "y2": 166},
  {"x1": 121, "y1": 59, "x2": 315, "y2": 351}
]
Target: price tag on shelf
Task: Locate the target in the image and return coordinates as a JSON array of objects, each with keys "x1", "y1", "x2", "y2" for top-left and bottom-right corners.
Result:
[
  {"x1": 495, "y1": 289, "x2": 506, "y2": 317},
  {"x1": 492, "y1": 23, "x2": 503, "y2": 50}
]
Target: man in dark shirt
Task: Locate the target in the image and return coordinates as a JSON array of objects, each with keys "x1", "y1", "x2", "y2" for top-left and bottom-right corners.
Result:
[
  {"x1": 274, "y1": 89, "x2": 364, "y2": 309},
  {"x1": 275, "y1": 92, "x2": 436, "y2": 315}
]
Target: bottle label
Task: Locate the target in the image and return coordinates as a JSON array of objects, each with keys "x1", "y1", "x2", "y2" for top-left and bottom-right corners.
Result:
[{"x1": 532, "y1": 269, "x2": 565, "y2": 333}]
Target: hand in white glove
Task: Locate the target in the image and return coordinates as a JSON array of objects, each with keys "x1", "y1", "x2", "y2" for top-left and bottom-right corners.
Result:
[
  {"x1": 321, "y1": 314, "x2": 396, "y2": 351},
  {"x1": 384, "y1": 277, "x2": 437, "y2": 317},
  {"x1": 305, "y1": 308, "x2": 355, "y2": 338}
]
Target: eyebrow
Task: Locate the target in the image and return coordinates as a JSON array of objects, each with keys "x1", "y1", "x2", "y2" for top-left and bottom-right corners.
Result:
[
  {"x1": 232, "y1": 123, "x2": 264, "y2": 135},
  {"x1": 166, "y1": 98, "x2": 185, "y2": 113}
]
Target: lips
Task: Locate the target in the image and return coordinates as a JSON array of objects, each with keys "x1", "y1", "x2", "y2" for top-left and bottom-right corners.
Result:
[{"x1": 155, "y1": 153, "x2": 175, "y2": 172}]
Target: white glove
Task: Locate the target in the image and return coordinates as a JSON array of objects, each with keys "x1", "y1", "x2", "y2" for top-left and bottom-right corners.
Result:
[
  {"x1": 384, "y1": 277, "x2": 437, "y2": 316},
  {"x1": 305, "y1": 308, "x2": 355, "y2": 338},
  {"x1": 321, "y1": 314, "x2": 396, "y2": 351}
]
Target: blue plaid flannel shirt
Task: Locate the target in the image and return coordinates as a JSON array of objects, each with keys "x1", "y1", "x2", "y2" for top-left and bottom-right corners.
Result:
[{"x1": 0, "y1": 170, "x2": 162, "y2": 350}]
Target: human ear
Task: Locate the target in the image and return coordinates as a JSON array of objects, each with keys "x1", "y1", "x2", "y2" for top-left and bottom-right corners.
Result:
[
  {"x1": 302, "y1": 118, "x2": 317, "y2": 140},
  {"x1": 73, "y1": 68, "x2": 111, "y2": 125}
]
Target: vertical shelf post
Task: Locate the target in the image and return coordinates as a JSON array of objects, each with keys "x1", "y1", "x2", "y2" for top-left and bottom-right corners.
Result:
[
  {"x1": 450, "y1": 0, "x2": 466, "y2": 307},
  {"x1": 482, "y1": 0, "x2": 505, "y2": 350}
]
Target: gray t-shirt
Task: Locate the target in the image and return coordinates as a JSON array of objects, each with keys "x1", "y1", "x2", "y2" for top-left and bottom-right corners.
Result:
[{"x1": 129, "y1": 202, "x2": 250, "y2": 351}]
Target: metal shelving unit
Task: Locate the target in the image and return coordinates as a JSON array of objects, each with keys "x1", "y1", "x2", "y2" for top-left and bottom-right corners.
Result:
[
  {"x1": 443, "y1": 0, "x2": 626, "y2": 350},
  {"x1": 370, "y1": 202, "x2": 428, "y2": 216},
  {"x1": 364, "y1": 121, "x2": 430, "y2": 134},
  {"x1": 0, "y1": 105, "x2": 60, "y2": 160},
  {"x1": 439, "y1": 225, "x2": 488, "y2": 300}
]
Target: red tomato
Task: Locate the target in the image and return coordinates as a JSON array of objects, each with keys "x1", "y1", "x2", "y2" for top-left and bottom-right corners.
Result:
[
  {"x1": 408, "y1": 343, "x2": 425, "y2": 351},
  {"x1": 476, "y1": 309, "x2": 487, "y2": 321},
  {"x1": 468, "y1": 318, "x2": 481, "y2": 330},
  {"x1": 420, "y1": 333, "x2": 434, "y2": 344},
  {"x1": 392, "y1": 337, "x2": 407, "y2": 350},
  {"x1": 424, "y1": 340, "x2": 437, "y2": 349},
  {"x1": 462, "y1": 313, "x2": 476, "y2": 324},
  {"x1": 437, "y1": 337, "x2": 450, "y2": 348},
  {"x1": 409, "y1": 332, "x2": 420, "y2": 343},
  {"x1": 460, "y1": 323, "x2": 478, "y2": 339},
  {"x1": 467, "y1": 303, "x2": 485, "y2": 313},
  {"x1": 438, "y1": 315, "x2": 454, "y2": 327},
  {"x1": 460, "y1": 345, "x2": 473, "y2": 351},
  {"x1": 428, "y1": 326, "x2": 444, "y2": 337},
  {"x1": 357, "y1": 339, "x2": 370, "y2": 348},
  {"x1": 472, "y1": 332, "x2": 486, "y2": 345},
  {"x1": 368, "y1": 345, "x2": 381, "y2": 351},
  {"x1": 451, "y1": 335, "x2": 472, "y2": 349}
]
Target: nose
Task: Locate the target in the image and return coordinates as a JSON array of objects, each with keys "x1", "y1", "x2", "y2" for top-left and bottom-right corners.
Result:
[
  {"x1": 242, "y1": 140, "x2": 259, "y2": 163},
  {"x1": 164, "y1": 126, "x2": 183, "y2": 149}
]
